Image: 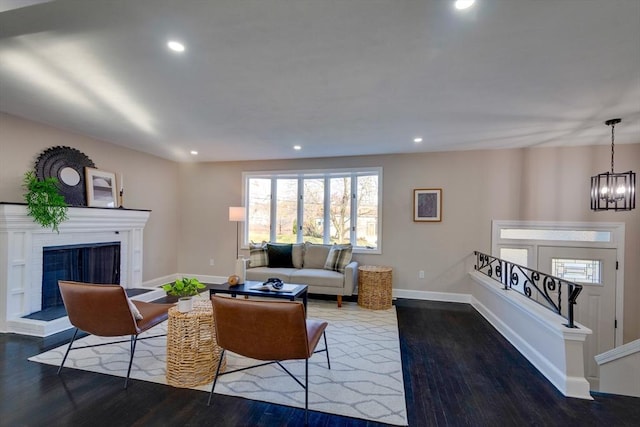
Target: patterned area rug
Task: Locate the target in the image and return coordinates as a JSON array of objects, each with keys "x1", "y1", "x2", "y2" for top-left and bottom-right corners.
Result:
[{"x1": 29, "y1": 300, "x2": 408, "y2": 426}]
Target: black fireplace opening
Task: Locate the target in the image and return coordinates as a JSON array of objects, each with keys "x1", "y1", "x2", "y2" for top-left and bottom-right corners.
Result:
[{"x1": 41, "y1": 242, "x2": 121, "y2": 311}]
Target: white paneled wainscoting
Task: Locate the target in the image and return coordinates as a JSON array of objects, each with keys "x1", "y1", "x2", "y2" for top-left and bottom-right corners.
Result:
[{"x1": 0, "y1": 203, "x2": 150, "y2": 336}]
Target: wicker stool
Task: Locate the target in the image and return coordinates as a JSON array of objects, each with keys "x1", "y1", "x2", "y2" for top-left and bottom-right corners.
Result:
[
  {"x1": 358, "y1": 265, "x2": 393, "y2": 310},
  {"x1": 166, "y1": 299, "x2": 226, "y2": 387}
]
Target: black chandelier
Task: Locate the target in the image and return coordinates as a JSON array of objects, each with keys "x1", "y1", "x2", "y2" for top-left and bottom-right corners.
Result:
[{"x1": 590, "y1": 118, "x2": 636, "y2": 211}]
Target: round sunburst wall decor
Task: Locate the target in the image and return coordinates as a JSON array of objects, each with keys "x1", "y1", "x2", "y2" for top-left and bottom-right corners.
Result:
[{"x1": 35, "y1": 146, "x2": 96, "y2": 206}]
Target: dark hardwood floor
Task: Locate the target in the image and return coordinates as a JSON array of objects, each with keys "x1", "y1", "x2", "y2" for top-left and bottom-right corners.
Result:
[{"x1": 1, "y1": 299, "x2": 638, "y2": 426}]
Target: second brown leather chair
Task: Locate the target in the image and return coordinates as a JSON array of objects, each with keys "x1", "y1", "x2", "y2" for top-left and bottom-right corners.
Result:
[{"x1": 209, "y1": 295, "x2": 330, "y2": 425}]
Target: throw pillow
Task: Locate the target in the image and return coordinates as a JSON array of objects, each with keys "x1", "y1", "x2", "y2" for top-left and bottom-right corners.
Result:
[
  {"x1": 267, "y1": 243, "x2": 294, "y2": 268},
  {"x1": 249, "y1": 242, "x2": 268, "y2": 268},
  {"x1": 303, "y1": 242, "x2": 332, "y2": 269},
  {"x1": 292, "y1": 243, "x2": 304, "y2": 269},
  {"x1": 127, "y1": 297, "x2": 144, "y2": 320},
  {"x1": 324, "y1": 244, "x2": 353, "y2": 273}
]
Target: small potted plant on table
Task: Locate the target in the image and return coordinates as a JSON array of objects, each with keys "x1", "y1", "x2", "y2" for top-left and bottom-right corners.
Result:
[{"x1": 162, "y1": 277, "x2": 206, "y2": 312}]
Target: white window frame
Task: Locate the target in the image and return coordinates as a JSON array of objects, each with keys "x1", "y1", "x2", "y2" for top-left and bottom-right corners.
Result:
[{"x1": 243, "y1": 167, "x2": 383, "y2": 254}]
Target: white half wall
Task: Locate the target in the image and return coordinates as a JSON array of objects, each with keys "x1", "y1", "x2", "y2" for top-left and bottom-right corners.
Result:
[
  {"x1": 469, "y1": 270, "x2": 592, "y2": 399},
  {"x1": 595, "y1": 339, "x2": 640, "y2": 397}
]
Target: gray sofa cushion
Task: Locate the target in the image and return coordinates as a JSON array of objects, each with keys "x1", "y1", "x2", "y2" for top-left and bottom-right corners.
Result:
[
  {"x1": 246, "y1": 267, "x2": 296, "y2": 282},
  {"x1": 290, "y1": 268, "x2": 345, "y2": 288},
  {"x1": 303, "y1": 243, "x2": 331, "y2": 268}
]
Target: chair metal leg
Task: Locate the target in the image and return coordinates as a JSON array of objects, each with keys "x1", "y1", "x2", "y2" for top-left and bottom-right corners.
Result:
[
  {"x1": 323, "y1": 331, "x2": 330, "y2": 369},
  {"x1": 124, "y1": 335, "x2": 138, "y2": 389},
  {"x1": 57, "y1": 328, "x2": 79, "y2": 375},
  {"x1": 305, "y1": 358, "x2": 309, "y2": 426},
  {"x1": 208, "y1": 349, "x2": 226, "y2": 406}
]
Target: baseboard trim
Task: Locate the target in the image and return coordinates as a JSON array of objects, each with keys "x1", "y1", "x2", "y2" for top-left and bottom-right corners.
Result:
[{"x1": 393, "y1": 288, "x2": 472, "y2": 304}]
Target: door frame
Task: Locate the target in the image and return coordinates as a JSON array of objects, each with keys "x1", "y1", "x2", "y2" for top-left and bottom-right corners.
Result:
[{"x1": 492, "y1": 220, "x2": 625, "y2": 346}]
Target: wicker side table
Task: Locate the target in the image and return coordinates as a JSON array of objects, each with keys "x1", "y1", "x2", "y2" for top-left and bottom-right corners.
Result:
[
  {"x1": 358, "y1": 265, "x2": 393, "y2": 310},
  {"x1": 166, "y1": 299, "x2": 226, "y2": 388}
]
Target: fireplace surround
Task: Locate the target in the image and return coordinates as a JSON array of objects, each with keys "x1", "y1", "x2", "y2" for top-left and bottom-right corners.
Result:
[{"x1": 0, "y1": 203, "x2": 150, "y2": 336}]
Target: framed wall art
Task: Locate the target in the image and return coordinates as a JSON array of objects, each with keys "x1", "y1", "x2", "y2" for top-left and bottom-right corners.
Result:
[
  {"x1": 85, "y1": 168, "x2": 118, "y2": 208},
  {"x1": 413, "y1": 188, "x2": 442, "y2": 222}
]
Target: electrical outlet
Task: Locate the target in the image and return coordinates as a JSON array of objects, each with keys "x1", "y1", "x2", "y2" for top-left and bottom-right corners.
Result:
[
  {"x1": 209, "y1": 258, "x2": 215, "y2": 266},
  {"x1": 419, "y1": 270, "x2": 425, "y2": 279}
]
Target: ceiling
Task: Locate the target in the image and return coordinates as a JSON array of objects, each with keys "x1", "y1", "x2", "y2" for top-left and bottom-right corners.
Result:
[{"x1": 1, "y1": 0, "x2": 639, "y2": 163}]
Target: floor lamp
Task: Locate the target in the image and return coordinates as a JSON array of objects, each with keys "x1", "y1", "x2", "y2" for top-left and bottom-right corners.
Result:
[{"x1": 228, "y1": 207, "x2": 246, "y2": 259}]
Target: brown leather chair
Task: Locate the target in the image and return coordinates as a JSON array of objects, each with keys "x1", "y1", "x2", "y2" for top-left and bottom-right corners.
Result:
[
  {"x1": 209, "y1": 295, "x2": 330, "y2": 425},
  {"x1": 57, "y1": 280, "x2": 173, "y2": 388}
]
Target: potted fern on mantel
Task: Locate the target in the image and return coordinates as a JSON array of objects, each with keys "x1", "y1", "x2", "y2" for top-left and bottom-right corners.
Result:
[
  {"x1": 162, "y1": 277, "x2": 206, "y2": 312},
  {"x1": 22, "y1": 171, "x2": 68, "y2": 233}
]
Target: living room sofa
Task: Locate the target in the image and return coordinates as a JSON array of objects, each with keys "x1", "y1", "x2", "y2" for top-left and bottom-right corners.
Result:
[{"x1": 245, "y1": 242, "x2": 358, "y2": 307}]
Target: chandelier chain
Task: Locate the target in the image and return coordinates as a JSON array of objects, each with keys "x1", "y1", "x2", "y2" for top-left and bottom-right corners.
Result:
[{"x1": 610, "y1": 121, "x2": 615, "y2": 174}]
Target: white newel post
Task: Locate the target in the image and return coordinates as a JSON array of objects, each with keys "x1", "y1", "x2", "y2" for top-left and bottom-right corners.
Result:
[{"x1": 0, "y1": 204, "x2": 150, "y2": 336}]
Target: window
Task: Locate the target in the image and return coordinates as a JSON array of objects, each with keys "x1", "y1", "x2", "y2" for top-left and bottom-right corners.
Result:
[
  {"x1": 244, "y1": 168, "x2": 382, "y2": 252},
  {"x1": 302, "y1": 178, "x2": 324, "y2": 243},
  {"x1": 247, "y1": 178, "x2": 271, "y2": 243},
  {"x1": 499, "y1": 248, "x2": 529, "y2": 267},
  {"x1": 551, "y1": 258, "x2": 601, "y2": 284},
  {"x1": 499, "y1": 228, "x2": 611, "y2": 242}
]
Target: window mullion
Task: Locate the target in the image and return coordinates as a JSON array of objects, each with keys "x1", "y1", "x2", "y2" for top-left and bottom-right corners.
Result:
[
  {"x1": 270, "y1": 179, "x2": 277, "y2": 242},
  {"x1": 297, "y1": 177, "x2": 304, "y2": 244},
  {"x1": 351, "y1": 175, "x2": 357, "y2": 245},
  {"x1": 323, "y1": 176, "x2": 331, "y2": 245}
]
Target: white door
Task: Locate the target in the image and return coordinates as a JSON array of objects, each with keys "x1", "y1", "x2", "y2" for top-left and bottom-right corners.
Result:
[{"x1": 537, "y1": 246, "x2": 616, "y2": 391}]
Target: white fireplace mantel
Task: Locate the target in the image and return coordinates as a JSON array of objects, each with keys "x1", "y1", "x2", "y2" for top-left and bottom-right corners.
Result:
[{"x1": 0, "y1": 203, "x2": 150, "y2": 335}]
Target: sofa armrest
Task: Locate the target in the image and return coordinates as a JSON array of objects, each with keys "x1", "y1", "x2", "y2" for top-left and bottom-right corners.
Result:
[{"x1": 343, "y1": 261, "x2": 358, "y2": 295}]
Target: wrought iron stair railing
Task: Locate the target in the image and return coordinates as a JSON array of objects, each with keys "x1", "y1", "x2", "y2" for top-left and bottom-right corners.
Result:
[{"x1": 474, "y1": 251, "x2": 583, "y2": 328}]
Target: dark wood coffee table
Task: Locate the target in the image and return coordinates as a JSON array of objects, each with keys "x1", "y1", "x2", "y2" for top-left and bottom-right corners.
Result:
[{"x1": 206, "y1": 280, "x2": 308, "y2": 313}]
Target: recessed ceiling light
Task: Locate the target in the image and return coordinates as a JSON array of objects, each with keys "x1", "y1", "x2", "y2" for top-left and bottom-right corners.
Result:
[
  {"x1": 454, "y1": 0, "x2": 475, "y2": 10},
  {"x1": 190, "y1": 150, "x2": 198, "y2": 155},
  {"x1": 167, "y1": 41, "x2": 185, "y2": 52},
  {"x1": 413, "y1": 137, "x2": 423, "y2": 143},
  {"x1": 293, "y1": 145, "x2": 302, "y2": 150}
]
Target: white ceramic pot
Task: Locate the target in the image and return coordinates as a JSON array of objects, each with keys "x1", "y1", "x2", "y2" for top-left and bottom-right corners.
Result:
[{"x1": 178, "y1": 297, "x2": 193, "y2": 313}]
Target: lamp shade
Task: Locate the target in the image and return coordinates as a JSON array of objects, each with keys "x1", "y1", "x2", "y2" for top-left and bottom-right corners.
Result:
[{"x1": 229, "y1": 206, "x2": 246, "y2": 222}]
